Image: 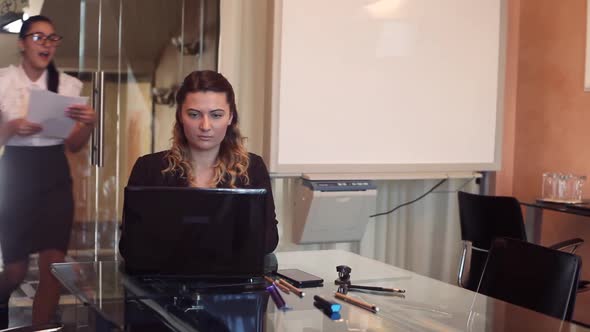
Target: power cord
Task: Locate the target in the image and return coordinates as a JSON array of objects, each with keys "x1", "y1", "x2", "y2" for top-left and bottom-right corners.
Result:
[
  {"x1": 430, "y1": 177, "x2": 476, "y2": 194},
  {"x1": 370, "y1": 178, "x2": 448, "y2": 218}
]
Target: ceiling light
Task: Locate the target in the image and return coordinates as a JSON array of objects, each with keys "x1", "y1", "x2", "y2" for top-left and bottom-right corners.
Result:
[{"x1": 2, "y1": 18, "x2": 23, "y2": 33}]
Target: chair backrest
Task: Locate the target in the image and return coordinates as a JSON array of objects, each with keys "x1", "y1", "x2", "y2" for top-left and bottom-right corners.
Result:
[
  {"x1": 457, "y1": 191, "x2": 527, "y2": 249},
  {"x1": 477, "y1": 237, "x2": 581, "y2": 321},
  {"x1": 457, "y1": 191, "x2": 529, "y2": 290}
]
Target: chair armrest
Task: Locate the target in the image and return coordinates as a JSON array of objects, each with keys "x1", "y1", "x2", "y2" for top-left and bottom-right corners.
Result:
[
  {"x1": 548, "y1": 238, "x2": 584, "y2": 253},
  {"x1": 571, "y1": 319, "x2": 590, "y2": 329},
  {"x1": 578, "y1": 280, "x2": 590, "y2": 293},
  {"x1": 0, "y1": 323, "x2": 63, "y2": 331},
  {"x1": 457, "y1": 242, "x2": 468, "y2": 288}
]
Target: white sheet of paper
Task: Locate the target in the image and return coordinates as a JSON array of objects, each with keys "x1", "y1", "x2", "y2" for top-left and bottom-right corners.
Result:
[{"x1": 27, "y1": 89, "x2": 89, "y2": 138}]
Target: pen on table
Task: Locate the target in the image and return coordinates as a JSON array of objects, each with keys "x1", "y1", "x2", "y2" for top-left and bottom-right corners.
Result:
[
  {"x1": 264, "y1": 276, "x2": 290, "y2": 294},
  {"x1": 349, "y1": 285, "x2": 406, "y2": 293},
  {"x1": 334, "y1": 292, "x2": 379, "y2": 313},
  {"x1": 267, "y1": 284, "x2": 288, "y2": 310},
  {"x1": 278, "y1": 278, "x2": 305, "y2": 297}
]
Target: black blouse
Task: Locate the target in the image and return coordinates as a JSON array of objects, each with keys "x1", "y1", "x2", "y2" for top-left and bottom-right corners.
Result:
[{"x1": 120, "y1": 151, "x2": 279, "y2": 254}]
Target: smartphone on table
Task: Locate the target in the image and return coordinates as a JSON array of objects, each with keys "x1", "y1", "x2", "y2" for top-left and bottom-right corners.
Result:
[{"x1": 275, "y1": 269, "x2": 324, "y2": 288}]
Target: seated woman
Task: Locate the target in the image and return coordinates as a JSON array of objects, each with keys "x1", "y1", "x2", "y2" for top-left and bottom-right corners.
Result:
[{"x1": 120, "y1": 70, "x2": 279, "y2": 254}]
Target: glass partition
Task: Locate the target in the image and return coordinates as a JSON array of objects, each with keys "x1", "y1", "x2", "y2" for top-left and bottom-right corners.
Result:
[{"x1": 37, "y1": 0, "x2": 220, "y2": 261}]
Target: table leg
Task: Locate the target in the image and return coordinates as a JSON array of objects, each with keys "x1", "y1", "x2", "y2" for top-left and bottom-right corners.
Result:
[
  {"x1": 96, "y1": 315, "x2": 119, "y2": 331},
  {"x1": 525, "y1": 206, "x2": 543, "y2": 244}
]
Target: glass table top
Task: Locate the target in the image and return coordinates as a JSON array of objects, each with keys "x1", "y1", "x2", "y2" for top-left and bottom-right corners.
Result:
[{"x1": 51, "y1": 250, "x2": 590, "y2": 332}]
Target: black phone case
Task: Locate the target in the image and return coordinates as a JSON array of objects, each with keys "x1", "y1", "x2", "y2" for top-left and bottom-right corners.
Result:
[{"x1": 275, "y1": 269, "x2": 324, "y2": 288}]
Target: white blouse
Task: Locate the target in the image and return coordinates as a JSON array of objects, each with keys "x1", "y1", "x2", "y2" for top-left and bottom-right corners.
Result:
[{"x1": 0, "y1": 64, "x2": 83, "y2": 146}]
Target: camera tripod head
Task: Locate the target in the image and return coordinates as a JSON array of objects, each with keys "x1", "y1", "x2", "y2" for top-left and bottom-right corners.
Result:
[{"x1": 335, "y1": 265, "x2": 352, "y2": 286}]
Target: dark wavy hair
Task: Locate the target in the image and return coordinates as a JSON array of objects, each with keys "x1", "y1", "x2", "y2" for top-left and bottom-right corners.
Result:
[
  {"x1": 19, "y1": 15, "x2": 59, "y2": 93},
  {"x1": 163, "y1": 70, "x2": 250, "y2": 187}
]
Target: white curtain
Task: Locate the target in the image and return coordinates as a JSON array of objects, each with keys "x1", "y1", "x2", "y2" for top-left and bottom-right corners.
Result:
[{"x1": 273, "y1": 178, "x2": 479, "y2": 284}]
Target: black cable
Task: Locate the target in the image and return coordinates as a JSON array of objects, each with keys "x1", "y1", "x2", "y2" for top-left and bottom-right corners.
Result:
[
  {"x1": 431, "y1": 177, "x2": 476, "y2": 194},
  {"x1": 369, "y1": 178, "x2": 448, "y2": 218}
]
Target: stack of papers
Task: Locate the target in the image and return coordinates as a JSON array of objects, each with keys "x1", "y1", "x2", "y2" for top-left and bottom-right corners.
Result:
[{"x1": 27, "y1": 89, "x2": 89, "y2": 138}]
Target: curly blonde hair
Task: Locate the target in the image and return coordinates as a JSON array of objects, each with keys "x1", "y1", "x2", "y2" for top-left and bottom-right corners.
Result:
[{"x1": 163, "y1": 71, "x2": 250, "y2": 187}]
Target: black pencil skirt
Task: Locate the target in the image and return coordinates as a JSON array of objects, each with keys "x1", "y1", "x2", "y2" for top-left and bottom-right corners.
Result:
[{"x1": 0, "y1": 145, "x2": 74, "y2": 265}]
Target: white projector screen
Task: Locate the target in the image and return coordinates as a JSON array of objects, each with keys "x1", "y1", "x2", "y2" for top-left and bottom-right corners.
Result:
[{"x1": 268, "y1": 0, "x2": 506, "y2": 174}]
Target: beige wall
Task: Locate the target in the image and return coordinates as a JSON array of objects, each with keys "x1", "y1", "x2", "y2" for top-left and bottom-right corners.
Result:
[
  {"x1": 495, "y1": 0, "x2": 520, "y2": 197},
  {"x1": 497, "y1": 0, "x2": 590, "y2": 321},
  {"x1": 218, "y1": 0, "x2": 271, "y2": 155}
]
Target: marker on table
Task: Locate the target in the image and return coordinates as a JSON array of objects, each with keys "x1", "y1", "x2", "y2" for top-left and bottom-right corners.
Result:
[
  {"x1": 278, "y1": 278, "x2": 305, "y2": 297},
  {"x1": 267, "y1": 284, "x2": 288, "y2": 310},
  {"x1": 313, "y1": 301, "x2": 342, "y2": 320},
  {"x1": 264, "y1": 276, "x2": 290, "y2": 294},
  {"x1": 334, "y1": 292, "x2": 379, "y2": 314},
  {"x1": 313, "y1": 295, "x2": 341, "y2": 313}
]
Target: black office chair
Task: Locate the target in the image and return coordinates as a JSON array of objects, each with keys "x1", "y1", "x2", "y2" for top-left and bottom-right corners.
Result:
[
  {"x1": 457, "y1": 191, "x2": 585, "y2": 291},
  {"x1": 477, "y1": 237, "x2": 581, "y2": 321}
]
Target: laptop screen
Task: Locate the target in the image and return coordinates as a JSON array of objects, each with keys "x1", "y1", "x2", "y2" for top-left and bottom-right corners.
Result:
[{"x1": 120, "y1": 186, "x2": 268, "y2": 277}]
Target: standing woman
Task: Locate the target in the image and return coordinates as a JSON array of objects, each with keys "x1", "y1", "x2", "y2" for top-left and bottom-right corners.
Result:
[{"x1": 0, "y1": 16, "x2": 96, "y2": 327}]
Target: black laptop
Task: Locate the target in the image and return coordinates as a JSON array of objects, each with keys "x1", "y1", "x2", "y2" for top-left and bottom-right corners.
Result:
[
  {"x1": 120, "y1": 186, "x2": 268, "y2": 279},
  {"x1": 123, "y1": 273, "x2": 269, "y2": 331}
]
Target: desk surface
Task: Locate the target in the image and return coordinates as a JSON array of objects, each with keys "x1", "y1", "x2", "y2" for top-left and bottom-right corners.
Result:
[
  {"x1": 52, "y1": 250, "x2": 589, "y2": 331},
  {"x1": 522, "y1": 200, "x2": 590, "y2": 217}
]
